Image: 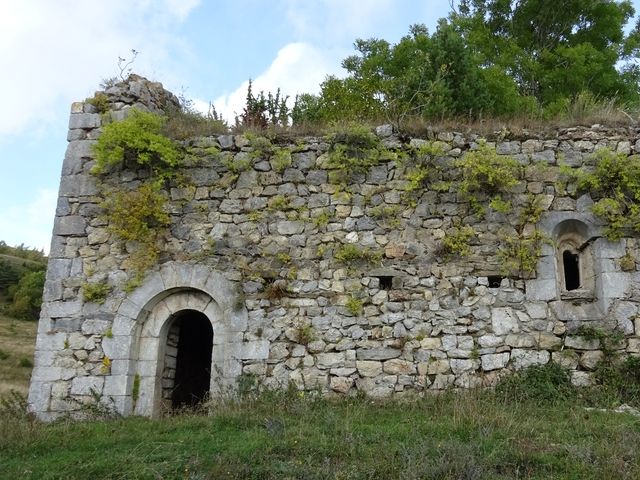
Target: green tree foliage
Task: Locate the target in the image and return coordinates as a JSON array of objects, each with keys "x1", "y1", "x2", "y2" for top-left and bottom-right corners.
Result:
[
  {"x1": 237, "y1": 80, "x2": 289, "y2": 128},
  {"x1": 292, "y1": 1, "x2": 639, "y2": 125},
  {"x1": 454, "y1": 0, "x2": 640, "y2": 106},
  {"x1": 294, "y1": 22, "x2": 521, "y2": 124},
  {"x1": 0, "y1": 260, "x2": 20, "y2": 293},
  {"x1": 0, "y1": 242, "x2": 47, "y2": 305},
  {"x1": 9, "y1": 270, "x2": 45, "y2": 320},
  {"x1": 0, "y1": 241, "x2": 46, "y2": 263},
  {"x1": 294, "y1": 19, "x2": 517, "y2": 123}
]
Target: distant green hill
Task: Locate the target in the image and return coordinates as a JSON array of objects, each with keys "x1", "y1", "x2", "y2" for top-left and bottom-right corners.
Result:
[{"x1": 0, "y1": 242, "x2": 47, "y2": 320}]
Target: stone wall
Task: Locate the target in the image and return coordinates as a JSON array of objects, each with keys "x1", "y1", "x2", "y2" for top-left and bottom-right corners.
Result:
[{"x1": 28, "y1": 77, "x2": 640, "y2": 419}]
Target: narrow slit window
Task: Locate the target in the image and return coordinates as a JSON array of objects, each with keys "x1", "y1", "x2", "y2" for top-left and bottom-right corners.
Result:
[
  {"x1": 563, "y1": 250, "x2": 580, "y2": 291},
  {"x1": 377, "y1": 276, "x2": 393, "y2": 290},
  {"x1": 487, "y1": 276, "x2": 503, "y2": 288}
]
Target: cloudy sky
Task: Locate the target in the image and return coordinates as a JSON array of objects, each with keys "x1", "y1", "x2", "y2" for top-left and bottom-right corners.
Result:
[{"x1": 1, "y1": 0, "x2": 638, "y2": 253}]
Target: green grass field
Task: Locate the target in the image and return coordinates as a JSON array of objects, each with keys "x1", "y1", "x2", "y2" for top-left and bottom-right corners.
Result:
[
  {"x1": 1, "y1": 388, "x2": 639, "y2": 479},
  {"x1": 1, "y1": 300, "x2": 639, "y2": 479}
]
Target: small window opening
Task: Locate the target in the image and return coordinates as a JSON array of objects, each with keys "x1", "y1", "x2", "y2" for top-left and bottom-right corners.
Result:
[
  {"x1": 377, "y1": 276, "x2": 393, "y2": 290},
  {"x1": 488, "y1": 276, "x2": 503, "y2": 288},
  {"x1": 563, "y1": 250, "x2": 580, "y2": 291}
]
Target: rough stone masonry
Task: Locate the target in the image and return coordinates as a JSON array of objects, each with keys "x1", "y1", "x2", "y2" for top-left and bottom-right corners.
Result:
[{"x1": 28, "y1": 76, "x2": 640, "y2": 420}]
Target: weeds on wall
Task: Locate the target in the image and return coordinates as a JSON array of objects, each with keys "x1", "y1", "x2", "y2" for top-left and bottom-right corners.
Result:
[
  {"x1": 568, "y1": 148, "x2": 640, "y2": 240},
  {"x1": 247, "y1": 134, "x2": 274, "y2": 160},
  {"x1": 163, "y1": 106, "x2": 227, "y2": 140},
  {"x1": 271, "y1": 148, "x2": 293, "y2": 172},
  {"x1": 91, "y1": 109, "x2": 181, "y2": 180},
  {"x1": 619, "y1": 252, "x2": 636, "y2": 271},
  {"x1": 334, "y1": 244, "x2": 382, "y2": 269},
  {"x1": 81, "y1": 281, "x2": 112, "y2": 305},
  {"x1": 327, "y1": 124, "x2": 395, "y2": 178},
  {"x1": 91, "y1": 109, "x2": 184, "y2": 289},
  {"x1": 457, "y1": 142, "x2": 521, "y2": 214},
  {"x1": 221, "y1": 153, "x2": 252, "y2": 174},
  {"x1": 498, "y1": 229, "x2": 549, "y2": 278},
  {"x1": 401, "y1": 141, "x2": 447, "y2": 204},
  {"x1": 263, "y1": 279, "x2": 289, "y2": 301},
  {"x1": 294, "y1": 322, "x2": 315, "y2": 345},
  {"x1": 132, "y1": 373, "x2": 141, "y2": 407},
  {"x1": 86, "y1": 92, "x2": 110, "y2": 114},
  {"x1": 496, "y1": 194, "x2": 550, "y2": 278},
  {"x1": 345, "y1": 293, "x2": 364, "y2": 316},
  {"x1": 441, "y1": 226, "x2": 475, "y2": 258},
  {"x1": 99, "y1": 181, "x2": 170, "y2": 282}
]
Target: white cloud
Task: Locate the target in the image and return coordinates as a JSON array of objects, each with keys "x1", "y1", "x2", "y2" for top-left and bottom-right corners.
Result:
[
  {"x1": 285, "y1": 0, "x2": 395, "y2": 44},
  {"x1": 163, "y1": 0, "x2": 201, "y2": 21},
  {"x1": 212, "y1": 42, "x2": 343, "y2": 123},
  {"x1": 0, "y1": 0, "x2": 200, "y2": 138},
  {"x1": 0, "y1": 189, "x2": 57, "y2": 253}
]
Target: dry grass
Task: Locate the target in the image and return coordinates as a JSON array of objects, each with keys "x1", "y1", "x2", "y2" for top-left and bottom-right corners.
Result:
[
  {"x1": 231, "y1": 98, "x2": 639, "y2": 143},
  {"x1": 0, "y1": 313, "x2": 36, "y2": 396}
]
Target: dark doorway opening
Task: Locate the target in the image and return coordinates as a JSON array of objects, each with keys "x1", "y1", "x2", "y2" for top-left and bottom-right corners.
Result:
[
  {"x1": 170, "y1": 310, "x2": 213, "y2": 409},
  {"x1": 563, "y1": 250, "x2": 580, "y2": 291}
]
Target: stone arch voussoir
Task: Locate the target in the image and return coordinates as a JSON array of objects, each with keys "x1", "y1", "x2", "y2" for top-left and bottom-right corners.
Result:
[{"x1": 106, "y1": 262, "x2": 247, "y2": 416}]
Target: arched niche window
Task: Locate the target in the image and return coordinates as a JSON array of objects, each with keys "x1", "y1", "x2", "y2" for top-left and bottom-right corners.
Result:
[{"x1": 554, "y1": 219, "x2": 595, "y2": 301}]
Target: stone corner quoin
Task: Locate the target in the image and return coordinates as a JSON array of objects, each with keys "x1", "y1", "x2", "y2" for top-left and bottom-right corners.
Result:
[{"x1": 28, "y1": 75, "x2": 640, "y2": 420}]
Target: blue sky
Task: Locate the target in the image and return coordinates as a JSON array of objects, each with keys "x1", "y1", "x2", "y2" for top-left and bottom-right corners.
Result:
[{"x1": 1, "y1": 0, "x2": 639, "y2": 253}]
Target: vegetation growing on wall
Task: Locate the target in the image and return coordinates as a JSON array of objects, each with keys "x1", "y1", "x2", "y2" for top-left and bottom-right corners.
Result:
[
  {"x1": 82, "y1": 281, "x2": 112, "y2": 305},
  {"x1": 401, "y1": 142, "x2": 447, "y2": 204},
  {"x1": 441, "y1": 226, "x2": 475, "y2": 258},
  {"x1": 100, "y1": 181, "x2": 170, "y2": 284},
  {"x1": 334, "y1": 244, "x2": 382, "y2": 269},
  {"x1": 163, "y1": 105, "x2": 227, "y2": 140},
  {"x1": 457, "y1": 143, "x2": 521, "y2": 214},
  {"x1": 92, "y1": 110, "x2": 181, "y2": 180},
  {"x1": 569, "y1": 148, "x2": 640, "y2": 240},
  {"x1": 92, "y1": 110, "x2": 183, "y2": 288},
  {"x1": 498, "y1": 229, "x2": 548, "y2": 278},
  {"x1": 327, "y1": 125, "x2": 395, "y2": 177}
]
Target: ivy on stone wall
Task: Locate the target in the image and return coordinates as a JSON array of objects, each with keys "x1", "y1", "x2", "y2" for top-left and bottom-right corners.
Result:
[
  {"x1": 457, "y1": 142, "x2": 521, "y2": 215},
  {"x1": 91, "y1": 109, "x2": 182, "y2": 289},
  {"x1": 570, "y1": 148, "x2": 640, "y2": 240},
  {"x1": 99, "y1": 181, "x2": 170, "y2": 285}
]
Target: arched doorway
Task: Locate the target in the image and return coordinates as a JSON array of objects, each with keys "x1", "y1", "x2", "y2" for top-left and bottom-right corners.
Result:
[
  {"x1": 162, "y1": 309, "x2": 213, "y2": 409},
  {"x1": 113, "y1": 263, "x2": 250, "y2": 417}
]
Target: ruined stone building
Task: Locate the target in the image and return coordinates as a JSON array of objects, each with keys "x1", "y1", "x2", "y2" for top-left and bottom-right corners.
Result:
[{"x1": 28, "y1": 77, "x2": 640, "y2": 419}]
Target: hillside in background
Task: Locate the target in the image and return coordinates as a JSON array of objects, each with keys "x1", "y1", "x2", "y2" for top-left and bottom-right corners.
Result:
[
  {"x1": 0, "y1": 241, "x2": 45, "y2": 395},
  {"x1": 0, "y1": 241, "x2": 47, "y2": 320}
]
